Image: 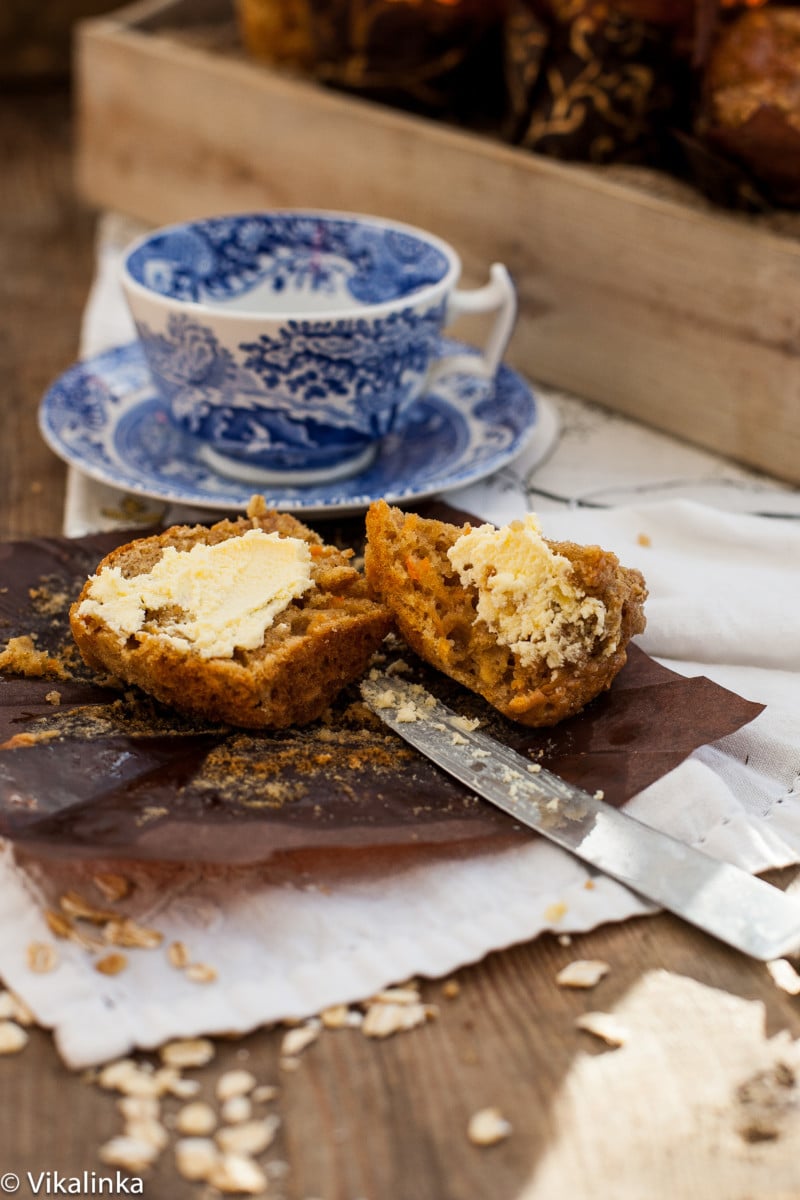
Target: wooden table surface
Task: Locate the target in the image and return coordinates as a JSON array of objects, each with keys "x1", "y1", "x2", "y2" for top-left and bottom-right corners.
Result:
[{"x1": 2, "y1": 86, "x2": 800, "y2": 1200}]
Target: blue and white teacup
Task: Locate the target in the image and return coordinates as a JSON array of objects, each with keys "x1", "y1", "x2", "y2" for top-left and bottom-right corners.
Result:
[{"x1": 121, "y1": 211, "x2": 517, "y2": 485}]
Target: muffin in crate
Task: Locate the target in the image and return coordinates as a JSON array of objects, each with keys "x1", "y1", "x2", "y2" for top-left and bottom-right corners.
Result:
[{"x1": 235, "y1": 0, "x2": 508, "y2": 121}]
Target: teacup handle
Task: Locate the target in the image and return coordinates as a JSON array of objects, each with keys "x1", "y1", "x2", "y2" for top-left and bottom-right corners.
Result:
[{"x1": 427, "y1": 263, "x2": 517, "y2": 386}]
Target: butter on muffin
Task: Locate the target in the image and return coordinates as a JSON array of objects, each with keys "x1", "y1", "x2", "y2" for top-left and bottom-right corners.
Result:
[
  {"x1": 364, "y1": 501, "x2": 647, "y2": 727},
  {"x1": 70, "y1": 497, "x2": 392, "y2": 729}
]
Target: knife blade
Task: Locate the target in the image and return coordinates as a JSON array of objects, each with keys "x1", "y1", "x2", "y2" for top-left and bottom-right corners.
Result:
[{"x1": 361, "y1": 672, "x2": 800, "y2": 961}]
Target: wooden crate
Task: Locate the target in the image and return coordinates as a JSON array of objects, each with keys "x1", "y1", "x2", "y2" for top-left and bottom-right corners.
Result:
[{"x1": 75, "y1": 0, "x2": 800, "y2": 485}]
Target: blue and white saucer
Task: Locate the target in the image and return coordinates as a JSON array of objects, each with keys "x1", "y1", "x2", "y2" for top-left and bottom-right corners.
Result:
[{"x1": 40, "y1": 340, "x2": 555, "y2": 517}]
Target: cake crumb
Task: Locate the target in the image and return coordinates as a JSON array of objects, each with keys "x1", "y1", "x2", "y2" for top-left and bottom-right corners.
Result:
[
  {"x1": 0, "y1": 635, "x2": 71, "y2": 680},
  {"x1": 451, "y1": 715, "x2": 481, "y2": 733},
  {"x1": 395, "y1": 703, "x2": 420, "y2": 723},
  {"x1": 637, "y1": 533, "x2": 652, "y2": 547}
]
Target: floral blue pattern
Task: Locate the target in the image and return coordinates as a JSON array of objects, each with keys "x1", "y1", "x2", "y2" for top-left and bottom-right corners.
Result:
[
  {"x1": 125, "y1": 214, "x2": 451, "y2": 307},
  {"x1": 135, "y1": 301, "x2": 446, "y2": 471},
  {"x1": 39, "y1": 340, "x2": 541, "y2": 516}
]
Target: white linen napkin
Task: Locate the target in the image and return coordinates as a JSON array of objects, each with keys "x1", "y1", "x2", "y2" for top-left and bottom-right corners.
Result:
[{"x1": 2, "y1": 214, "x2": 800, "y2": 1069}]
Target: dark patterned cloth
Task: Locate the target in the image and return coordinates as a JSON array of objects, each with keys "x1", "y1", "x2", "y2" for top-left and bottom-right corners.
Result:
[
  {"x1": 505, "y1": 0, "x2": 692, "y2": 165},
  {"x1": 305, "y1": 0, "x2": 508, "y2": 123}
]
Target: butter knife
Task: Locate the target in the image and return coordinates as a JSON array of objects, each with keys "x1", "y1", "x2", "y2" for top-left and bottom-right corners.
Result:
[{"x1": 361, "y1": 673, "x2": 800, "y2": 961}]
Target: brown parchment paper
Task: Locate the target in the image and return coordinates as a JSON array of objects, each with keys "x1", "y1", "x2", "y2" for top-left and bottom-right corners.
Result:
[{"x1": 0, "y1": 513, "x2": 764, "y2": 865}]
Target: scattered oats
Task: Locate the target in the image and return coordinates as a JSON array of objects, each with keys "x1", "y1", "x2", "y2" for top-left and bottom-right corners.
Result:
[
  {"x1": 174, "y1": 1137, "x2": 219, "y2": 1182},
  {"x1": 167, "y1": 940, "x2": 191, "y2": 969},
  {"x1": 152, "y1": 1067, "x2": 185, "y2": 1096},
  {"x1": 95, "y1": 952, "x2": 128, "y2": 976},
  {"x1": 176, "y1": 1101, "x2": 217, "y2": 1136},
  {"x1": 45, "y1": 690, "x2": 61, "y2": 705},
  {"x1": 118, "y1": 1096, "x2": 160, "y2": 1123},
  {"x1": 543, "y1": 902, "x2": 567, "y2": 924},
  {"x1": 60, "y1": 890, "x2": 118, "y2": 924},
  {"x1": 451, "y1": 715, "x2": 481, "y2": 733},
  {"x1": 467, "y1": 1107, "x2": 512, "y2": 1146},
  {"x1": 9, "y1": 994, "x2": 34, "y2": 1026},
  {"x1": 185, "y1": 962, "x2": 217, "y2": 984},
  {"x1": 441, "y1": 979, "x2": 461, "y2": 1000},
  {"x1": 97, "y1": 1058, "x2": 180, "y2": 1098},
  {"x1": 104, "y1": 918, "x2": 163, "y2": 949},
  {"x1": 27, "y1": 941, "x2": 58, "y2": 973},
  {"x1": 370, "y1": 986, "x2": 421, "y2": 1006},
  {"x1": 320, "y1": 1004, "x2": 350, "y2": 1030},
  {"x1": 98, "y1": 1059, "x2": 140, "y2": 1092},
  {"x1": 207, "y1": 1152, "x2": 268, "y2": 1195},
  {"x1": 48, "y1": 912, "x2": 104, "y2": 951},
  {"x1": 98, "y1": 1134, "x2": 160, "y2": 1171},
  {"x1": 166, "y1": 1076, "x2": 201, "y2": 1100},
  {"x1": 93, "y1": 872, "x2": 132, "y2": 903},
  {"x1": 362, "y1": 1001, "x2": 430, "y2": 1039},
  {"x1": 767, "y1": 959, "x2": 800, "y2": 995},
  {"x1": 125, "y1": 1118, "x2": 169, "y2": 1151},
  {"x1": 280, "y1": 1024, "x2": 320, "y2": 1058},
  {"x1": 252, "y1": 1084, "x2": 279, "y2": 1104},
  {"x1": 395, "y1": 703, "x2": 419, "y2": 723},
  {"x1": 0, "y1": 988, "x2": 33, "y2": 1027},
  {"x1": 0, "y1": 1020, "x2": 28, "y2": 1055},
  {"x1": 280, "y1": 1056, "x2": 302, "y2": 1072},
  {"x1": 44, "y1": 909, "x2": 74, "y2": 940},
  {"x1": 575, "y1": 1011, "x2": 629, "y2": 1047},
  {"x1": 346, "y1": 1010, "x2": 364, "y2": 1028},
  {"x1": 216, "y1": 1069, "x2": 257, "y2": 1102},
  {"x1": 451, "y1": 732, "x2": 468, "y2": 746},
  {"x1": 160, "y1": 1037, "x2": 215, "y2": 1069},
  {"x1": 557, "y1": 934, "x2": 572, "y2": 947},
  {"x1": 593, "y1": 789, "x2": 605, "y2": 801},
  {"x1": 216, "y1": 1114, "x2": 280, "y2": 1156},
  {"x1": 556, "y1": 960, "x2": 611, "y2": 989},
  {"x1": 221, "y1": 1095, "x2": 252, "y2": 1124}
]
